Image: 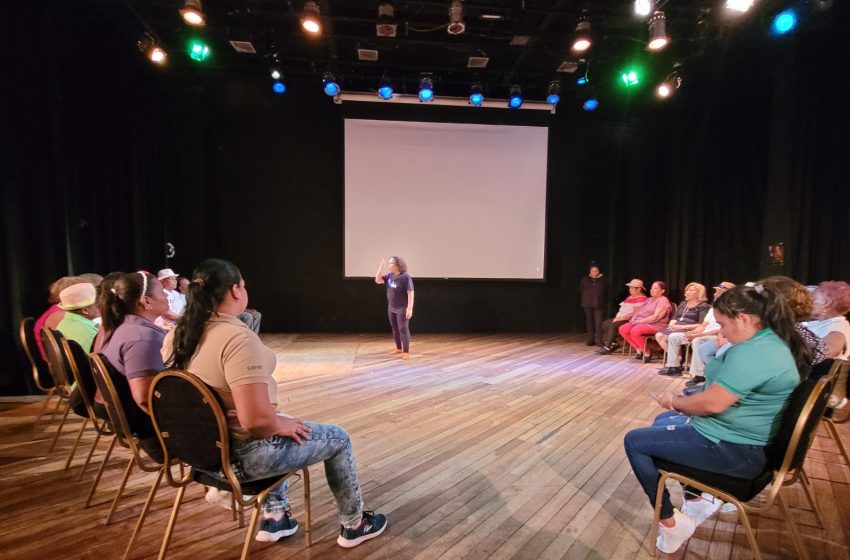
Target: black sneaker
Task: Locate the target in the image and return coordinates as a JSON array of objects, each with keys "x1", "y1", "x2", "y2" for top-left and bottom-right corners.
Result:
[
  {"x1": 597, "y1": 346, "x2": 612, "y2": 355},
  {"x1": 658, "y1": 367, "x2": 683, "y2": 377},
  {"x1": 337, "y1": 511, "x2": 387, "y2": 548},
  {"x1": 633, "y1": 352, "x2": 644, "y2": 360},
  {"x1": 685, "y1": 376, "x2": 705, "y2": 388},
  {"x1": 255, "y1": 510, "x2": 298, "y2": 542}
]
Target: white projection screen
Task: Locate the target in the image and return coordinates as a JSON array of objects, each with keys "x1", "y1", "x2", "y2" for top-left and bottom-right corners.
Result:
[{"x1": 344, "y1": 119, "x2": 548, "y2": 279}]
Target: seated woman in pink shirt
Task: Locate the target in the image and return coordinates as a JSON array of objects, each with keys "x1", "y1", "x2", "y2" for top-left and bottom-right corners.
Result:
[
  {"x1": 33, "y1": 275, "x2": 86, "y2": 361},
  {"x1": 618, "y1": 281, "x2": 673, "y2": 361}
]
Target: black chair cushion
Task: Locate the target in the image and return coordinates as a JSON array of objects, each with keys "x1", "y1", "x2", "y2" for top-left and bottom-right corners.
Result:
[
  {"x1": 193, "y1": 469, "x2": 288, "y2": 496},
  {"x1": 654, "y1": 459, "x2": 774, "y2": 502},
  {"x1": 96, "y1": 355, "x2": 156, "y2": 439}
]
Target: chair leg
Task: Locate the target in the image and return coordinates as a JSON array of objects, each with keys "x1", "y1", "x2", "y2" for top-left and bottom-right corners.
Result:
[
  {"x1": 157, "y1": 485, "x2": 187, "y2": 560},
  {"x1": 85, "y1": 436, "x2": 117, "y2": 508},
  {"x1": 735, "y1": 507, "x2": 764, "y2": 560},
  {"x1": 240, "y1": 505, "x2": 263, "y2": 560},
  {"x1": 779, "y1": 491, "x2": 810, "y2": 560},
  {"x1": 78, "y1": 429, "x2": 103, "y2": 481},
  {"x1": 303, "y1": 467, "x2": 312, "y2": 547},
  {"x1": 105, "y1": 457, "x2": 135, "y2": 525},
  {"x1": 647, "y1": 472, "x2": 666, "y2": 557},
  {"x1": 47, "y1": 400, "x2": 72, "y2": 453},
  {"x1": 798, "y1": 468, "x2": 825, "y2": 528},
  {"x1": 64, "y1": 417, "x2": 89, "y2": 470},
  {"x1": 823, "y1": 418, "x2": 850, "y2": 468},
  {"x1": 31, "y1": 388, "x2": 57, "y2": 433},
  {"x1": 123, "y1": 467, "x2": 165, "y2": 560}
]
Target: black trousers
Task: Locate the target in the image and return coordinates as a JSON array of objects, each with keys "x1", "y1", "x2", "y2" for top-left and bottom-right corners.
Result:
[
  {"x1": 583, "y1": 307, "x2": 604, "y2": 345},
  {"x1": 601, "y1": 318, "x2": 629, "y2": 347}
]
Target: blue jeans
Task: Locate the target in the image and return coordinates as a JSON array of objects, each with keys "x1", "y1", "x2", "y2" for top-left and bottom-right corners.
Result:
[
  {"x1": 232, "y1": 422, "x2": 364, "y2": 527},
  {"x1": 624, "y1": 412, "x2": 767, "y2": 519}
]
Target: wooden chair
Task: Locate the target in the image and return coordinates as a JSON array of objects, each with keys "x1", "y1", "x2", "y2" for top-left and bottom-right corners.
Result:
[
  {"x1": 814, "y1": 359, "x2": 850, "y2": 474},
  {"x1": 19, "y1": 317, "x2": 57, "y2": 421},
  {"x1": 39, "y1": 328, "x2": 76, "y2": 453},
  {"x1": 647, "y1": 374, "x2": 833, "y2": 560},
  {"x1": 59, "y1": 337, "x2": 116, "y2": 477},
  {"x1": 148, "y1": 369, "x2": 312, "y2": 560},
  {"x1": 86, "y1": 353, "x2": 166, "y2": 545}
]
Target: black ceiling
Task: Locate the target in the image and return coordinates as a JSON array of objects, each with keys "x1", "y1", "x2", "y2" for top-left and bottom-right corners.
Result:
[{"x1": 114, "y1": 0, "x2": 838, "y2": 101}]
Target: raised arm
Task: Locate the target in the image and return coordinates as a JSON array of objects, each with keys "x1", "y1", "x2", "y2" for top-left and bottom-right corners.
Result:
[{"x1": 374, "y1": 259, "x2": 386, "y2": 284}]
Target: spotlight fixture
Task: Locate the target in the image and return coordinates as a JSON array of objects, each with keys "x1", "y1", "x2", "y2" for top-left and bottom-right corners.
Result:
[
  {"x1": 725, "y1": 0, "x2": 755, "y2": 13},
  {"x1": 469, "y1": 83, "x2": 484, "y2": 106},
  {"x1": 419, "y1": 76, "x2": 434, "y2": 102},
  {"x1": 270, "y1": 67, "x2": 281, "y2": 80},
  {"x1": 582, "y1": 93, "x2": 599, "y2": 111},
  {"x1": 571, "y1": 15, "x2": 592, "y2": 52},
  {"x1": 378, "y1": 77, "x2": 393, "y2": 100},
  {"x1": 448, "y1": 1, "x2": 466, "y2": 35},
  {"x1": 656, "y1": 70, "x2": 682, "y2": 99},
  {"x1": 620, "y1": 68, "x2": 640, "y2": 87},
  {"x1": 546, "y1": 81, "x2": 561, "y2": 105},
  {"x1": 508, "y1": 85, "x2": 523, "y2": 109},
  {"x1": 376, "y1": 1, "x2": 397, "y2": 37},
  {"x1": 301, "y1": 1, "x2": 322, "y2": 34},
  {"x1": 188, "y1": 39, "x2": 210, "y2": 62},
  {"x1": 772, "y1": 9, "x2": 798, "y2": 34},
  {"x1": 634, "y1": 0, "x2": 652, "y2": 17},
  {"x1": 323, "y1": 72, "x2": 340, "y2": 96},
  {"x1": 179, "y1": 0, "x2": 206, "y2": 27},
  {"x1": 647, "y1": 11, "x2": 668, "y2": 50},
  {"x1": 576, "y1": 60, "x2": 589, "y2": 85},
  {"x1": 138, "y1": 35, "x2": 167, "y2": 65},
  {"x1": 272, "y1": 80, "x2": 286, "y2": 95}
]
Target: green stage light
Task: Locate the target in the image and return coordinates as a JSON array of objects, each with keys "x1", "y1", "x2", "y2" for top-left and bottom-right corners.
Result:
[
  {"x1": 621, "y1": 70, "x2": 640, "y2": 87},
  {"x1": 188, "y1": 39, "x2": 210, "y2": 62}
]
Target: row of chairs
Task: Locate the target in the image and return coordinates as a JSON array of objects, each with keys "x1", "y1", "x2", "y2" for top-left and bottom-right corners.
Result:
[{"x1": 18, "y1": 318, "x2": 312, "y2": 559}]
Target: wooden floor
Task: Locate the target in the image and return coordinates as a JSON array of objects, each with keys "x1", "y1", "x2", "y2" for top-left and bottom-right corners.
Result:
[{"x1": 2, "y1": 333, "x2": 850, "y2": 560}]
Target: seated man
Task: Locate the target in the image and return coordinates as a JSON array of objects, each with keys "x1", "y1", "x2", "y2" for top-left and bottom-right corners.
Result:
[
  {"x1": 55, "y1": 283, "x2": 101, "y2": 352},
  {"x1": 158, "y1": 268, "x2": 186, "y2": 326},
  {"x1": 597, "y1": 279, "x2": 647, "y2": 354}
]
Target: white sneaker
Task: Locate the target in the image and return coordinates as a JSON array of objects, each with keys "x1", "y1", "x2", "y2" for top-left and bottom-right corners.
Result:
[
  {"x1": 205, "y1": 487, "x2": 255, "y2": 510},
  {"x1": 656, "y1": 509, "x2": 696, "y2": 554},
  {"x1": 719, "y1": 502, "x2": 738, "y2": 514},
  {"x1": 680, "y1": 492, "x2": 723, "y2": 526}
]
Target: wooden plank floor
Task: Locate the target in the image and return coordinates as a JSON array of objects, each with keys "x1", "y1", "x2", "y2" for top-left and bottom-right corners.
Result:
[{"x1": 1, "y1": 333, "x2": 849, "y2": 560}]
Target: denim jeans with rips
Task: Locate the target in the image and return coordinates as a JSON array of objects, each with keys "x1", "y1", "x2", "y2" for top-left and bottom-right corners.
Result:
[
  {"x1": 231, "y1": 421, "x2": 364, "y2": 528},
  {"x1": 623, "y1": 412, "x2": 767, "y2": 520}
]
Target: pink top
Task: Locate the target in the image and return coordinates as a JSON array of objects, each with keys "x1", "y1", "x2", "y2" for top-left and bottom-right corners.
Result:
[
  {"x1": 33, "y1": 304, "x2": 61, "y2": 361},
  {"x1": 631, "y1": 296, "x2": 672, "y2": 330}
]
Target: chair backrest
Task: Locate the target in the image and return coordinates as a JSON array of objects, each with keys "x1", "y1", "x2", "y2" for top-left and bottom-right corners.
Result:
[
  {"x1": 149, "y1": 370, "x2": 237, "y2": 487},
  {"x1": 766, "y1": 375, "x2": 832, "y2": 474},
  {"x1": 41, "y1": 328, "x2": 73, "y2": 393},
  {"x1": 61, "y1": 337, "x2": 113, "y2": 435},
  {"x1": 88, "y1": 353, "x2": 154, "y2": 459},
  {"x1": 19, "y1": 318, "x2": 52, "y2": 393}
]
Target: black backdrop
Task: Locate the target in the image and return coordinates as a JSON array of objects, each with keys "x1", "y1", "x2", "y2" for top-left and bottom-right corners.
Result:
[{"x1": 3, "y1": 2, "x2": 849, "y2": 394}]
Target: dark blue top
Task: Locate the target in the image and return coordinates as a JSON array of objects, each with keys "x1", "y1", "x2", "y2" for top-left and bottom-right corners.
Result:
[{"x1": 383, "y1": 272, "x2": 414, "y2": 311}]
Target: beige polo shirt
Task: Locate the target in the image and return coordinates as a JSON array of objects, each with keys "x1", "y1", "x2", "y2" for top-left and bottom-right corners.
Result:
[{"x1": 161, "y1": 313, "x2": 277, "y2": 435}]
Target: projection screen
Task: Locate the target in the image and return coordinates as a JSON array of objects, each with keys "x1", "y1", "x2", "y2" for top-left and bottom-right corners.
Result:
[{"x1": 344, "y1": 119, "x2": 548, "y2": 279}]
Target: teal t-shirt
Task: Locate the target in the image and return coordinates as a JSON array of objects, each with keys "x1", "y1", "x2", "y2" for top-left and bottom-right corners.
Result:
[
  {"x1": 691, "y1": 328, "x2": 800, "y2": 445},
  {"x1": 56, "y1": 312, "x2": 98, "y2": 352}
]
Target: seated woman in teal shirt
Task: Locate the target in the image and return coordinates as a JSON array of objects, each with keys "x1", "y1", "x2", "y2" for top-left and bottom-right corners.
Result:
[{"x1": 623, "y1": 284, "x2": 811, "y2": 555}]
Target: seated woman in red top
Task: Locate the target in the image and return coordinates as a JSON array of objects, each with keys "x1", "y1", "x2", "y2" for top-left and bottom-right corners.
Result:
[{"x1": 618, "y1": 281, "x2": 673, "y2": 361}]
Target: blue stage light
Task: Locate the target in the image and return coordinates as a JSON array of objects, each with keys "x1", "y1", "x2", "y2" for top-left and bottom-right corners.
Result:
[
  {"x1": 378, "y1": 78, "x2": 393, "y2": 100},
  {"x1": 546, "y1": 81, "x2": 561, "y2": 106},
  {"x1": 469, "y1": 83, "x2": 484, "y2": 106},
  {"x1": 577, "y1": 76, "x2": 588, "y2": 86},
  {"x1": 419, "y1": 77, "x2": 434, "y2": 102},
  {"x1": 323, "y1": 72, "x2": 339, "y2": 96},
  {"x1": 547, "y1": 94, "x2": 560, "y2": 105},
  {"x1": 583, "y1": 98, "x2": 599, "y2": 111},
  {"x1": 272, "y1": 81, "x2": 286, "y2": 94},
  {"x1": 508, "y1": 85, "x2": 522, "y2": 108},
  {"x1": 772, "y1": 9, "x2": 797, "y2": 35}
]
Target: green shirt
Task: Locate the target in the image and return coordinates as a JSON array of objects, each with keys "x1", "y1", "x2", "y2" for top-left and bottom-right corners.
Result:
[
  {"x1": 691, "y1": 328, "x2": 800, "y2": 445},
  {"x1": 56, "y1": 312, "x2": 98, "y2": 353}
]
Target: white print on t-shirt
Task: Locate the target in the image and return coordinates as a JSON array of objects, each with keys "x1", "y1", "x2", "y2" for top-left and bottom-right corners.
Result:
[{"x1": 389, "y1": 280, "x2": 398, "y2": 288}]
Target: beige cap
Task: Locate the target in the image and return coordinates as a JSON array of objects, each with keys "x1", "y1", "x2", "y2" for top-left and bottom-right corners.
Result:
[
  {"x1": 58, "y1": 283, "x2": 97, "y2": 311},
  {"x1": 625, "y1": 279, "x2": 645, "y2": 289}
]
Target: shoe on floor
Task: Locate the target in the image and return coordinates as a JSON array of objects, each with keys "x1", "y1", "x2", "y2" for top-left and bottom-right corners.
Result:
[
  {"x1": 719, "y1": 502, "x2": 739, "y2": 515},
  {"x1": 681, "y1": 493, "x2": 722, "y2": 526},
  {"x1": 634, "y1": 352, "x2": 644, "y2": 360},
  {"x1": 401, "y1": 352, "x2": 410, "y2": 360},
  {"x1": 390, "y1": 348, "x2": 402, "y2": 354},
  {"x1": 685, "y1": 376, "x2": 706, "y2": 388},
  {"x1": 656, "y1": 509, "x2": 696, "y2": 554},
  {"x1": 337, "y1": 511, "x2": 387, "y2": 548},
  {"x1": 256, "y1": 510, "x2": 299, "y2": 542},
  {"x1": 597, "y1": 346, "x2": 612, "y2": 355},
  {"x1": 658, "y1": 366, "x2": 684, "y2": 377}
]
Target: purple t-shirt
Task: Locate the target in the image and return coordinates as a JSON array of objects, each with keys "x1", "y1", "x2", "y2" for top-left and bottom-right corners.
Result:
[
  {"x1": 383, "y1": 272, "x2": 414, "y2": 311},
  {"x1": 100, "y1": 315, "x2": 166, "y2": 380}
]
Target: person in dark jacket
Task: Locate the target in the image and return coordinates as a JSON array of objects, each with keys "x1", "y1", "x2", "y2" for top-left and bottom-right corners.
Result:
[{"x1": 579, "y1": 264, "x2": 609, "y2": 346}]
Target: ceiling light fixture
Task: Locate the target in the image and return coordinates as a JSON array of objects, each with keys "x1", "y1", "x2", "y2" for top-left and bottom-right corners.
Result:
[
  {"x1": 571, "y1": 16, "x2": 592, "y2": 52},
  {"x1": 301, "y1": 1, "x2": 322, "y2": 34},
  {"x1": 634, "y1": 0, "x2": 652, "y2": 17},
  {"x1": 447, "y1": 0, "x2": 466, "y2": 35},
  {"x1": 647, "y1": 11, "x2": 669, "y2": 50},
  {"x1": 138, "y1": 35, "x2": 167, "y2": 65},
  {"x1": 725, "y1": 0, "x2": 755, "y2": 13},
  {"x1": 376, "y1": 1, "x2": 397, "y2": 37},
  {"x1": 180, "y1": 0, "x2": 206, "y2": 27}
]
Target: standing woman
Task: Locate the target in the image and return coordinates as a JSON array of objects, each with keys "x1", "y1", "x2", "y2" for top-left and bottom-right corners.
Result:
[
  {"x1": 579, "y1": 264, "x2": 609, "y2": 347},
  {"x1": 375, "y1": 256, "x2": 414, "y2": 360}
]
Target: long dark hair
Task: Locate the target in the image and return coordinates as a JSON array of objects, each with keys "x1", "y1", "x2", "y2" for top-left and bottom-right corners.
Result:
[
  {"x1": 168, "y1": 259, "x2": 243, "y2": 369},
  {"x1": 99, "y1": 271, "x2": 155, "y2": 342},
  {"x1": 713, "y1": 284, "x2": 812, "y2": 376}
]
